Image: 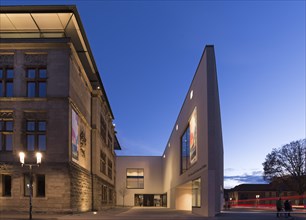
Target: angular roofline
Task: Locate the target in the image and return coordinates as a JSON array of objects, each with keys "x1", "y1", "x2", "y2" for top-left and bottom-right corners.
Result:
[{"x1": 0, "y1": 5, "x2": 114, "y2": 119}]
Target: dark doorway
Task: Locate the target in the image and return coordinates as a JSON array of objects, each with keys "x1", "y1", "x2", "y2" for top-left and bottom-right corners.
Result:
[
  {"x1": 144, "y1": 194, "x2": 154, "y2": 206},
  {"x1": 135, "y1": 194, "x2": 167, "y2": 207}
]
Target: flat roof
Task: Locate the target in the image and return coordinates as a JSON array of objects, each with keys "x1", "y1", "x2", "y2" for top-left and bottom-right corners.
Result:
[{"x1": 0, "y1": 5, "x2": 114, "y2": 119}]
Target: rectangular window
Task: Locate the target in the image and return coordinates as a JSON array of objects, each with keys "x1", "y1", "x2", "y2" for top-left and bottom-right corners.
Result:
[
  {"x1": 101, "y1": 185, "x2": 107, "y2": 203},
  {"x1": 36, "y1": 174, "x2": 45, "y2": 197},
  {"x1": 107, "y1": 158, "x2": 112, "y2": 180},
  {"x1": 181, "y1": 108, "x2": 197, "y2": 174},
  {"x1": 0, "y1": 68, "x2": 14, "y2": 97},
  {"x1": 26, "y1": 68, "x2": 47, "y2": 97},
  {"x1": 108, "y1": 188, "x2": 113, "y2": 203},
  {"x1": 100, "y1": 151, "x2": 106, "y2": 175},
  {"x1": 24, "y1": 174, "x2": 30, "y2": 196},
  {"x1": 181, "y1": 126, "x2": 190, "y2": 174},
  {"x1": 126, "y1": 168, "x2": 144, "y2": 189},
  {"x1": 26, "y1": 120, "x2": 46, "y2": 151},
  {"x1": 2, "y1": 175, "x2": 12, "y2": 197},
  {"x1": 192, "y1": 178, "x2": 201, "y2": 208},
  {"x1": 100, "y1": 115, "x2": 106, "y2": 142},
  {"x1": 107, "y1": 131, "x2": 113, "y2": 149},
  {"x1": 0, "y1": 120, "x2": 13, "y2": 151}
]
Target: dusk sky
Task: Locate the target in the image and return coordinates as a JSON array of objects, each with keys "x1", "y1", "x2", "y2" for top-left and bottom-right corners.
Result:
[{"x1": 2, "y1": 0, "x2": 305, "y2": 188}]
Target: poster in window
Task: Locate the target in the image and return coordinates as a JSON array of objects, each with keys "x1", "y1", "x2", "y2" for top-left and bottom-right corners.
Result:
[
  {"x1": 189, "y1": 107, "x2": 197, "y2": 164},
  {"x1": 72, "y1": 109, "x2": 79, "y2": 161}
]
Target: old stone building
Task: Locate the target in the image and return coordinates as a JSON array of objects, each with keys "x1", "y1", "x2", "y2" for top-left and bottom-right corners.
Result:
[{"x1": 0, "y1": 5, "x2": 120, "y2": 212}]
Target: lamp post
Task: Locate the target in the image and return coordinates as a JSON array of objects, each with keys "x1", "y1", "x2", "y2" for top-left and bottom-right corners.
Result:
[
  {"x1": 256, "y1": 194, "x2": 260, "y2": 207},
  {"x1": 19, "y1": 152, "x2": 42, "y2": 220}
]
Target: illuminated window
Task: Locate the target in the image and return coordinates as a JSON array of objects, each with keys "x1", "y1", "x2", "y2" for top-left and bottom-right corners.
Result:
[
  {"x1": 192, "y1": 178, "x2": 201, "y2": 207},
  {"x1": 0, "y1": 68, "x2": 14, "y2": 97},
  {"x1": 26, "y1": 68, "x2": 47, "y2": 97},
  {"x1": 181, "y1": 126, "x2": 190, "y2": 174},
  {"x1": 181, "y1": 107, "x2": 197, "y2": 174},
  {"x1": 126, "y1": 168, "x2": 144, "y2": 189},
  {"x1": 2, "y1": 175, "x2": 11, "y2": 197},
  {"x1": 0, "y1": 120, "x2": 13, "y2": 151},
  {"x1": 26, "y1": 120, "x2": 46, "y2": 151}
]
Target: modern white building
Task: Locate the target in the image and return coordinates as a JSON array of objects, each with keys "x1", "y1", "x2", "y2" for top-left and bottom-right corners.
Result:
[{"x1": 116, "y1": 45, "x2": 224, "y2": 217}]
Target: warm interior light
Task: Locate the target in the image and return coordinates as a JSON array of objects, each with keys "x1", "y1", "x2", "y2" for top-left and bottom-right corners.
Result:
[
  {"x1": 36, "y1": 152, "x2": 42, "y2": 164},
  {"x1": 19, "y1": 152, "x2": 25, "y2": 164}
]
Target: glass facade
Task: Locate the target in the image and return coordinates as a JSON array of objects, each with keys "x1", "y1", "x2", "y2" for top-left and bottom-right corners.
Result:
[
  {"x1": 192, "y1": 178, "x2": 201, "y2": 208},
  {"x1": 181, "y1": 126, "x2": 190, "y2": 173}
]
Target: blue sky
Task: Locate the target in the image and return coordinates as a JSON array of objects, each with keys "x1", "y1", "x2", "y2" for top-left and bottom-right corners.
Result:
[{"x1": 2, "y1": 0, "x2": 305, "y2": 188}]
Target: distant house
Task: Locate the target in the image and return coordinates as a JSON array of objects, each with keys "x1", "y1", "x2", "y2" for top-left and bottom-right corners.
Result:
[{"x1": 226, "y1": 184, "x2": 305, "y2": 208}]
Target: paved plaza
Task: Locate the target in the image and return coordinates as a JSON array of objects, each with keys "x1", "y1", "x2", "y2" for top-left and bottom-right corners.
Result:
[{"x1": 1, "y1": 207, "x2": 306, "y2": 220}]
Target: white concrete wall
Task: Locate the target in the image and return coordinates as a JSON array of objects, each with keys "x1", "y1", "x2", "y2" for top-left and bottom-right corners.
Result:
[
  {"x1": 116, "y1": 156, "x2": 163, "y2": 206},
  {"x1": 116, "y1": 46, "x2": 223, "y2": 217},
  {"x1": 175, "y1": 188, "x2": 192, "y2": 211}
]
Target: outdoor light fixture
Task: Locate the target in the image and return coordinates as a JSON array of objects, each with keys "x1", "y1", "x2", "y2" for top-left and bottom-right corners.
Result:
[
  {"x1": 190, "y1": 90, "x2": 193, "y2": 100},
  {"x1": 19, "y1": 151, "x2": 42, "y2": 220},
  {"x1": 19, "y1": 152, "x2": 25, "y2": 165},
  {"x1": 176, "y1": 124, "x2": 178, "y2": 131}
]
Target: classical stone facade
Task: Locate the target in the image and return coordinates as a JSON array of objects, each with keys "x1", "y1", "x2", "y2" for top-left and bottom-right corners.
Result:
[{"x1": 0, "y1": 6, "x2": 119, "y2": 213}]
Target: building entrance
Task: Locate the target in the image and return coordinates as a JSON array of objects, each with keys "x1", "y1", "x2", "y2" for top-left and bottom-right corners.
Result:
[{"x1": 134, "y1": 194, "x2": 167, "y2": 207}]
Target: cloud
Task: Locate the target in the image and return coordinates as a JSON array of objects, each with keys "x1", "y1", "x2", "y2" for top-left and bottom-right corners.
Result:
[{"x1": 224, "y1": 169, "x2": 267, "y2": 189}]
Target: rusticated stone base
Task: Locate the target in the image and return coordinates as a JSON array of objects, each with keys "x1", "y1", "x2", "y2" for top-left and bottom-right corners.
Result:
[{"x1": 69, "y1": 163, "x2": 92, "y2": 212}]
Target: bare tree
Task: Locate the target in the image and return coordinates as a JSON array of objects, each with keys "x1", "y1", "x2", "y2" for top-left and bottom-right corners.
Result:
[
  {"x1": 118, "y1": 183, "x2": 128, "y2": 207},
  {"x1": 263, "y1": 139, "x2": 306, "y2": 198}
]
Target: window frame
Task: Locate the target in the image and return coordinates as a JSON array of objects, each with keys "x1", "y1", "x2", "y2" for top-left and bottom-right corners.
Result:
[
  {"x1": 2, "y1": 174, "x2": 12, "y2": 197},
  {"x1": 0, "y1": 67, "x2": 14, "y2": 97},
  {"x1": 107, "y1": 158, "x2": 112, "y2": 180},
  {"x1": 36, "y1": 174, "x2": 45, "y2": 197},
  {"x1": 100, "y1": 150, "x2": 106, "y2": 175},
  {"x1": 101, "y1": 184, "x2": 107, "y2": 204},
  {"x1": 181, "y1": 125, "x2": 190, "y2": 174},
  {"x1": 126, "y1": 168, "x2": 144, "y2": 189},
  {"x1": 0, "y1": 120, "x2": 13, "y2": 151},
  {"x1": 26, "y1": 120, "x2": 46, "y2": 151},
  {"x1": 100, "y1": 114, "x2": 106, "y2": 142},
  {"x1": 192, "y1": 177, "x2": 201, "y2": 208},
  {"x1": 26, "y1": 67, "x2": 47, "y2": 98}
]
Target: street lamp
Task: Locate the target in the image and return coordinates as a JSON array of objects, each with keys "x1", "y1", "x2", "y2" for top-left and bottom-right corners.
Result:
[
  {"x1": 19, "y1": 152, "x2": 42, "y2": 220},
  {"x1": 256, "y1": 194, "x2": 260, "y2": 207}
]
